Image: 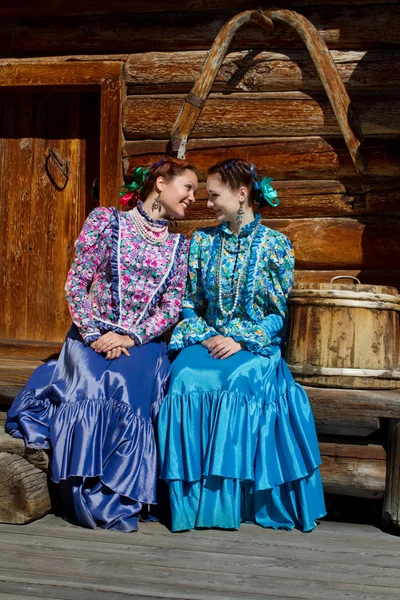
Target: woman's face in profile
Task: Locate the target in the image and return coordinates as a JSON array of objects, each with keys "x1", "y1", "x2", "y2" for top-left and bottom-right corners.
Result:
[{"x1": 159, "y1": 170, "x2": 198, "y2": 219}]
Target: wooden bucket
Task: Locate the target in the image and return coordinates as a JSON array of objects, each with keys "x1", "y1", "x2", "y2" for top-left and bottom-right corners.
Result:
[{"x1": 286, "y1": 277, "x2": 400, "y2": 389}]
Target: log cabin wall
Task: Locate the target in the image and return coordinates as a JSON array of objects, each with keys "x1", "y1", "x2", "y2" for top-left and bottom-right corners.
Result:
[{"x1": 1, "y1": 0, "x2": 400, "y2": 305}]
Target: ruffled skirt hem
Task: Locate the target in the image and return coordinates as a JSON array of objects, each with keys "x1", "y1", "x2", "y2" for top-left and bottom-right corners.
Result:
[
  {"x1": 158, "y1": 355, "x2": 326, "y2": 533},
  {"x1": 166, "y1": 471, "x2": 326, "y2": 533},
  {"x1": 7, "y1": 389, "x2": 158, "y2": 505}
]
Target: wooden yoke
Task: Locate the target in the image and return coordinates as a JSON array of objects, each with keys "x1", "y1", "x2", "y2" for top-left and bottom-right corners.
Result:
[{"x1": 169, "y1": 8, "x2": 367, "y2": 173}]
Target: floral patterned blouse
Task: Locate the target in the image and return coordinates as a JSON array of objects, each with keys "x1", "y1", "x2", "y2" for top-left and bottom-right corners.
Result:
[
  {"x1": 169, "y1": 214, "x2": 294, "y2": 356},
  {"x1": 65, "y1": 206, "x2": 188, "y2": 346}
]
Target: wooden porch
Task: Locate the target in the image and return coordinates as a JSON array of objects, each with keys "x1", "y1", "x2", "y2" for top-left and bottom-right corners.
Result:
[{"x1": 0, "y1": 514, "x2": 399, "y2": 600}]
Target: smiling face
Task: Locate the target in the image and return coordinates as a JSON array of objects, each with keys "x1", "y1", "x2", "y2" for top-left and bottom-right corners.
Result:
[
  {"x1": 158, "y1": 169, "x2": 198, "y2": 219},
  {"x1": 206, "y1": 173, "x2": 248, "y2": 222}
]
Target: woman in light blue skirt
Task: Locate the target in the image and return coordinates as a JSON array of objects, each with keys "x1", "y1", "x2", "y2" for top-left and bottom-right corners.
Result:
[{"x1": 157, "y1": 158, "x2": 326, "y2": 532}]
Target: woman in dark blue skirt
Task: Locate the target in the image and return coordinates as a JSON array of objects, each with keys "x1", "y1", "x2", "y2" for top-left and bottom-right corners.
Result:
[{"x1": 6, "y1": 156, "x2": 198, "y2": 531}]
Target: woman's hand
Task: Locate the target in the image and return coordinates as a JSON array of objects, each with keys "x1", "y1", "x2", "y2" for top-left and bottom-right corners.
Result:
[
  {"x1": 201, "y1": 335, "x2": 225, "y2": 351},
  {"x1": 202, "y1": 335, "x2": 242, "y2": 360},
  {"x1": 104, "y1": 346, "x2": 130, "y2": 360},
  {"x1": 91, "y1": 332, "x2": 134, "y2": 355}
]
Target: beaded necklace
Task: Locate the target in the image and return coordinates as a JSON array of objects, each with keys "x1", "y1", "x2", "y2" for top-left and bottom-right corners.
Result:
[
  {"x1": 216, "y1": 223, "x2": 260, "y2": 318},
  {"x1": 129, "y1": 206, "x2": 169, "y2": 245},
  {"x1": 136, "y1": 200, "x2": 168, "y2": 229}
]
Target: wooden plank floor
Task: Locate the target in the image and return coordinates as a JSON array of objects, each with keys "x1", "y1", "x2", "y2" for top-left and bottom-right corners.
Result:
[{"x1": 0, "y1": 516, "x2": 400, "y2": 599}]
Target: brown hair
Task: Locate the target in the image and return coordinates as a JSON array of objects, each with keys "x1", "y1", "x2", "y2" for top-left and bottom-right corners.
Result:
[
  {"x1": 141, "y1": 157, "x2": 197, "y2": 200},
  {"x1": 121, "y1": 157, "x2": 197, "y2": 208},
  {"x1": 207, "y1": 158, "x2": 258, "y2": 206}
]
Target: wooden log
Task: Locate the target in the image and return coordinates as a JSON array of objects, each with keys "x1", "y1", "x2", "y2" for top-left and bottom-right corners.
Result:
[
  {"x1": 0, "y1": 452, "x2": 51, "y2": 524},
  {"x1": 305, "y1": 386, "x2": 400, "y2": 421},
  {"x1": 0, "y1": 339, "x2": 62, "y2": 360},
  {"x1": 123, "y1": 93, "x2": 400, "y2": 139},
  {"x1": 0, "y1": 431, "x2": 49, "y2": 472},
  {"x1": 315, "y1": 417, "x2": 380, "y2": 437},
  {"x1": 0, "y1": 61, "x2": 122, "y2": 85},
  {"x1": 0, "y1": 388, "x2": 21, "y2": 406},
  {"x1": 0, "y1": 55, "x2": 129, "y2": 64},
  {"x1": 382, "y1": 419, "x2": 400, "y2": 530},
  {"x1": 0, "y1": 358, "x2": 44, "y2": 388},
  {"x1": 124, "y1": 137, "x2": 400, "y2": 180},
  {"x1": 174, "y1": 217, "x2": 400, "y2": 270},
  {"x1": 132, "y1": 179, "x2": 400, "y2": 220},
  {"x1": 319, "y1": 442, "x2": 386, "y2": 499},
  {"x1": 0, "y1": 6, "x2": 399, "y2": 55},
  {"x1": 124, "y1": 50, "x2": 400, "y2": 93},
  {"x1": 267, "y1": 217, "x2": 400, "y2": 270},
  {"x1": 2, "y1": 1, "x2": 399, "y2": 19}
]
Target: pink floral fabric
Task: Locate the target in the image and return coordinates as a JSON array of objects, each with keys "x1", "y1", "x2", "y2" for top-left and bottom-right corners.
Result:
[{"x1": 65, "y1": 207, "x2": 188, "y2": 345}]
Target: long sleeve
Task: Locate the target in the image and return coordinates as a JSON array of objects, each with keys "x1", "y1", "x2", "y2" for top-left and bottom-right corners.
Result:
[
  {"x1": 131, "y1": 239, "x2": 190, "y2": 346},
  {"x1": 221, "y1": 233, "x2": 295, "y2": 355},
  {"x1": 169, "y1": 230, "x2": 218, "y2": 351},
  {"x1": 65, "y1": 207, "x2": 113, "y2": 344}
]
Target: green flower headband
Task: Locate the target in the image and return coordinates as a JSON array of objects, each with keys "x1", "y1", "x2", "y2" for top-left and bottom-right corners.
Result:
[
  {"x1": 250, "y1": 164, "x2": 280, "y2": 207},
  {"x1": 119, "y1": 166, "x2": 151, "y2": 206}
]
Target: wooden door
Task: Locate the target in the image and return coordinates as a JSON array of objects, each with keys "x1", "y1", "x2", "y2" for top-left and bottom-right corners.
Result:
[{"x1": 0, "y1": 90, "x2": 100, "y2": 359}]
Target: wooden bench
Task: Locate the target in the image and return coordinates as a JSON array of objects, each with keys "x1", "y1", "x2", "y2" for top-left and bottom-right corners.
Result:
[
  {"x1": 306, "y1": 385, "x2": 400, "y2": 530},
  {"x1": 1, "y1": 367, "x2": 400, "y2": 529}
]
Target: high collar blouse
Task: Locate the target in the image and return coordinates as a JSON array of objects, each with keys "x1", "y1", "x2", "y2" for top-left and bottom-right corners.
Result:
[
  {"x1": 169, "y1": 214, "x2": 295, "y2": 356},
  {"x1": 65, "y1": 206, "x2": 188, "y2": 346}
]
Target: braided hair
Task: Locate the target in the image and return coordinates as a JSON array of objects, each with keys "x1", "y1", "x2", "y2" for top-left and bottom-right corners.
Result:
[{"x1": 207, "y1": 158, "x2": 279, "y2": 208}]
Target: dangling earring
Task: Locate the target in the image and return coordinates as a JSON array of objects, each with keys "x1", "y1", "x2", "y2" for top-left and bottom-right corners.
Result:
[
  {"x1": 236, "y1": 198, "x2": 245, "y2": 226},
  {"x1": 152, "y1": 193, "x2": 162, "y2": 212}
]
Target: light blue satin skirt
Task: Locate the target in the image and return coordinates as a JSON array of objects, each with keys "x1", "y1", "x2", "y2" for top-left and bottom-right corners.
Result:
[{"x1": 158, "y1": 345, "x2": 326, "y2": 532}]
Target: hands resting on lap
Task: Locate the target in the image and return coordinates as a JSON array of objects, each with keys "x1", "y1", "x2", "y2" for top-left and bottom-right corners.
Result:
[
  {"x1": 201, "y1": 335, "x2": 242, "y2": 360},
  {"x1": 90, "y1": 332, "x2": 242, "y2": 361},
  {"x1": 90, "y1": 332, "x2": 135, "y2": 360}
]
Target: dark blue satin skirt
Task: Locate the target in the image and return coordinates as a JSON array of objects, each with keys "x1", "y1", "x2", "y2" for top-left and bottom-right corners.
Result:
[
  {"x1": 158, "y1": 344, "x2": 326, "y2": 532},
  {"x1": 6, "y1": 325, "x2": 169, "y2": 532}
]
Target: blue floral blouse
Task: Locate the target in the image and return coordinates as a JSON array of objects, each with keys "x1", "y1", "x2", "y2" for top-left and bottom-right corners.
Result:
[{"x1": 169, "y1": 214, "x2": 295, "y2": 356}]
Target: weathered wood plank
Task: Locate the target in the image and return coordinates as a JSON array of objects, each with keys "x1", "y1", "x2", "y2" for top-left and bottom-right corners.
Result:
[
  {"x1": 0, "y1": 358, "x2": 44, "y2": 387},
  {"x1": 320, "y1": 455, "x2": 386, "y2": 499},
  {"x1": 0, "y1": 583, "x2": 163, "y2": 600},
  {"x1": 2, "y1": 1, "x2": 399, "y2": 19},
  {"x1": 0, "y1": 94, "x2": 32, "y2": 342},
  {"x1": 2, "y1": 539, "x2": 400, "y2": 598},
  {"x1": 175, "y1": 217, "x2": 400, "y2": 270},
  {"x1": 124, "y1": 50, "x2": 400, "y2": 93},
  {"x1": 315, "y1": 416, "x2": 380, "y2": 437},
  {"x1": 306, "y1": 386, "x2": 400, "y2": 420},
  {"x1": 0, "y1": 61, "x2": 122, "y2": 86},
  {"x1": 0, "y1": 453, "x2": 51, "y2": 525},
  {"x1": 152, "y1": 179, "x2": 400, "y2": 219},
  {"x1": 124, "y1": 137, "x2": 400, "y2": 180},
  {"x1": 383, "y1": 419, "x2": 400, "y2": 530},
  {"x1": 320, "y1": 442, "x2": 386, "y2": 499},
  {"x1": 320, "y1": 442, "x2": 386, "y2": 461},
  {"x1": 0, "y1": 432, "x2": 49, "y2": 472},
  {"x1": 0, "y1": 340, "x2": 61, "y2": 360},
  {"x1": 123, "y1": 93, "x2": 400, "y2": 139},
  {"x1": 26, "y1": 93, "x2": 80, "y2": 343},
  {"x1": 0, "y1": 6, "x2": 399, "y2": 56},
  {"x1": 2, "y1": 515, "x2": 399, "y2": 554},
  {"x1": 99, "y1": 77, "x2": 125, "y2": 207}
]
